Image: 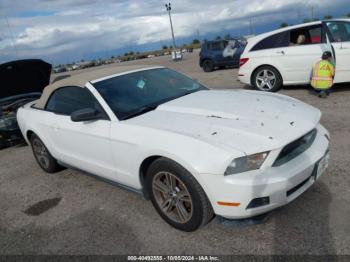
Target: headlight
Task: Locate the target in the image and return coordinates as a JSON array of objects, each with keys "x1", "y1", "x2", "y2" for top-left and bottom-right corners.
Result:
[
  {"x1": 0, "y1": 119, "x2": 6, "y2": 129},
  {"x1": 0, "y1": 117, "x2": 17, "y2": 130},
  {"x1": 224, "y1": 152, "x2": 269, "y2": 175}
]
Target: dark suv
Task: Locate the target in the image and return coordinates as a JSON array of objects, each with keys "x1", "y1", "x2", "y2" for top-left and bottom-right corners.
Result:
[{"x1": 199, "y1": 39, "x2": 246, "y2": 72}]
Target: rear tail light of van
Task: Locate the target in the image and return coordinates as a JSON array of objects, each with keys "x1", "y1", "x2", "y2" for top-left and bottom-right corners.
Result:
[{"x1": 239, "y1": 58, "x2": 249, "y2": 67}]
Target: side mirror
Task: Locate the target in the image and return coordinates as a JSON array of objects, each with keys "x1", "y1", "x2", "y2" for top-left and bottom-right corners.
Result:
[{"x1": 71, "y1": 108, "x2": 104, "y2": 122}]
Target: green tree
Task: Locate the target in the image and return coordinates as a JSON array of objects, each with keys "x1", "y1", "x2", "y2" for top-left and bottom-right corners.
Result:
[
  {"x1": 124, "y1": 52, "x2": 129, "y2": 56},
  {"x1": 279, "y1": 22, "x2": 288, "y2": 28},
  {"x1": 215, "y1": 36, "x2": 221, "y2": 40},
  {"x1": 324, "y1": 15, "x2": 333, "y2": 19},
  {"x1": 191, "y1": 39, "x2": 200, "y2": 44},
  {"x1": 111, "y1": 55, "x2": 114, "y2": 59},
  {"x1": 347, "y1": 13, "x2": 350, "y2": 18},
  {"x1": 162, "y1": 45, "x2": 168, "y2": 49},
  {"x1": 303, "y1": 18, "x2": 311, "y2": 23},
  {"x1": 224, "y1": 34, "x2": 231, "y2": 40}
]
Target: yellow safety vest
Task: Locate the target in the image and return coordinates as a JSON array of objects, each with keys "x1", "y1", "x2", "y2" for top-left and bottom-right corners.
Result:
[{"x1": 311, "y1": 60, "x2": 335, "y2": 90}]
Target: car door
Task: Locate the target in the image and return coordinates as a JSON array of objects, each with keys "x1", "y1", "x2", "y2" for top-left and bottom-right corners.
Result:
[
  {"x1": 324, "y1": 20, "x2": 350, "y2": 83},
  {"x1": 277, "y1": 23, "x2": 326, "y2": 84},
  {"x1": 44, "y1": 86, "x2": 116, "y2": 180}
]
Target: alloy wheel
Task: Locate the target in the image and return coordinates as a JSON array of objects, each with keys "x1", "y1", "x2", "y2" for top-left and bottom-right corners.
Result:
[
  {"x1": 152, "y1": 171, "x2": 193, "y2": 224},
  {"x1": 32, "y1": 138, "x2": 50, "y2": 169},
  {"x1": 256, "y1": 69, "x2": 276, "y2": 91}
]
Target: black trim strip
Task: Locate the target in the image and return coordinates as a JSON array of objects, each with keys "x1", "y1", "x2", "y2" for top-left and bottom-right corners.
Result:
[{"x1": 57, "y1": 161, "x2": 145, "y2": 198}]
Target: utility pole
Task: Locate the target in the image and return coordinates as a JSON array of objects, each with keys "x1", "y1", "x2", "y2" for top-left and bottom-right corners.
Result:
[
  {"x1": 311, "y1": 6, "x2": 314, "y2": 20},
  {"x1": 165, "y1": 3, "x2": 176, "y2": 50},
  {"x1": 195, "y1": 29, "x2": 200, "y2": 41},
  {"x1": 249, "y1": 17, "x2": 254, "y2": 35},
  {"x1": 5, "y1": 16, "x2": 18, "y2": 57}
]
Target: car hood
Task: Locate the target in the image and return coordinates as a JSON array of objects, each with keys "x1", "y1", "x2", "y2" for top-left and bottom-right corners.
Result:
[
  {"x1": 0, "y1": 59, "x2": 52, "y2": 100},
  {"x1": 127, "y1": 90, "x2": 321, "y2": 155}
]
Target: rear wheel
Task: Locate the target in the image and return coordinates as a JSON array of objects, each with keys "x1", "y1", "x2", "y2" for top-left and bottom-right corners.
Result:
[
  {"x1": 146, "y1": 158, "x2": 214, "y2": 231},
  {"x1": 252, "y1": 66, "x2": 282, "y2": 92},
  {"x1": 202, "y1": 60, "x2": 214, "y2": 72},
  {"x1": 30, "y1": 133, "x2": 63, "y2": 173}
]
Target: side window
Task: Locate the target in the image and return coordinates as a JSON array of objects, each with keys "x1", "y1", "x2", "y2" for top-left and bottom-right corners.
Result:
[
  {"x1": 289, "y1": 25, "x2": 322, "y2": 45},
  {"x1": 250, "y1": 31, "x2": 289, "y2": 51},
  {"x1": 326, "y1": 21, "x2": 350, "y2": 42},
  {"x1": 208, "y1": 41, "x2": 224, "y2": 51},
  {"x1": 45, "y1": 86, "x2": 103, "y2": 115}
]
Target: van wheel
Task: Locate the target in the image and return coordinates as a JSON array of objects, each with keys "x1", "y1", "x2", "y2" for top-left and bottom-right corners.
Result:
[
  {"x1": 30, "y1": 133, "x2": 63, "y2": 173},
  {"x1": 202, "y1": 60, "x2": 214, "y2": 72},
  {"x1": 252, "y1": 66, "x2": 282, "y2": 92},
  {"x1": 146, "y1": 158, "x2": 214, "y2": 232}
]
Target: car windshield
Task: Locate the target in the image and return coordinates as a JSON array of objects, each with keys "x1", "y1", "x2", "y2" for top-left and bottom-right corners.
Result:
[{"x1": 93, "y1": 68, "x2": 207, "y2": 120}]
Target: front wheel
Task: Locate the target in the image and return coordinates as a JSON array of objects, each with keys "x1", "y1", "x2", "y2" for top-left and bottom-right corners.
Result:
[
  {"x1": 252, "y1": 66, "x2": 282, "y2": 92},
  {"x1": 30, "y1": 133, "x2": 63, "y2": 173},
  {"x1": 146, "y1": 158, "x2": 214, "y2": 231}
]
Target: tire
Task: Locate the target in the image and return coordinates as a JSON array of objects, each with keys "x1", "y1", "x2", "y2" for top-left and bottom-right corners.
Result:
[
  {"x1": 252, "y1": 66, "x2": 283, "y2": 92},
  {"x1": 30, "y1": 133, "x2": 63, "y2": 173},
  {"x1": 202, "y1": 59, "x2": 214, "y2": 72},
  {"x1": 146, "y1": 158, "x2": 214, "y2": 232}
]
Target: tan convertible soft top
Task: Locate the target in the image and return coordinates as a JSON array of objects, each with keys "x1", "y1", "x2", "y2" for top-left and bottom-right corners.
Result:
[{"x1": 35, "y1": 64, "x2": 163, "y2": 109}]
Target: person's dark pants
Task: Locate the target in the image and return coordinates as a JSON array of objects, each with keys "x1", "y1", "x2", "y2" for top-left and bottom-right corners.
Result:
[{"x1": 314, "y1": 88, "x2": 331, "y2": 98}]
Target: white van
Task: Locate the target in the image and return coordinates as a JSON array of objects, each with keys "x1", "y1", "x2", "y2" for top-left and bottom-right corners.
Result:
[{"x1": 238, "y1": 19, "x2": 350, "y2": 91}]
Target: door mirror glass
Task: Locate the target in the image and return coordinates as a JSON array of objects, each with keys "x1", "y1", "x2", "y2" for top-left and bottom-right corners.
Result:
[{"x1": 71, "y1": 108, "x2": 103, "y2": 122}]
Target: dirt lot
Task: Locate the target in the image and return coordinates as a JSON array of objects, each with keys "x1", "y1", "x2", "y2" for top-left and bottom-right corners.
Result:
[{"x1": 1, "y1": 51, "x2": 349, "y2": 255}]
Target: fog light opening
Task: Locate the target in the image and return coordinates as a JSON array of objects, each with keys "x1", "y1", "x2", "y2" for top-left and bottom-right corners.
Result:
[{"x1": 246, "y1": 197, "x2": 270, "y2": 209}]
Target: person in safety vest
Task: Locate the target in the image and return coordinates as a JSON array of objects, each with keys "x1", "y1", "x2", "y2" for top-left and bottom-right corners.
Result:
[{"x1": 310, "y1": 51, "x2": 335, "y2": 98}]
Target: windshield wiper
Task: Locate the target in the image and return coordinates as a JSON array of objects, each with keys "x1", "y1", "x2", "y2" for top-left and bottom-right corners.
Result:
[{"x1": 122, "y1": 104, "x2": 158, "y2": 120}]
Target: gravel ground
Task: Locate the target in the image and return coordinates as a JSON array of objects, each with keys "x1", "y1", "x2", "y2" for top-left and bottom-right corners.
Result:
[{"x1": 0, "y1": 51, "x2": 349, "y2": 255}]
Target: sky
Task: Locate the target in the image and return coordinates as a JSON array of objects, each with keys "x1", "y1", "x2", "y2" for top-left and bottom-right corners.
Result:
[{"x1": 0, "y1": 0, "x2": 349, "y2": 65}]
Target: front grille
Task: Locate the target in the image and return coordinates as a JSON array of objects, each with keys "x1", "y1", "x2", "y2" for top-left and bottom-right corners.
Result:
[{"x1": 273, "y1": 129, "x2": 317, "y2": 167}]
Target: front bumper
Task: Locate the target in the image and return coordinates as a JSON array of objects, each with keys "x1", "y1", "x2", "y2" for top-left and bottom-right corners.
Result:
[
  {"x1": 200, "y1": 124, "x2": 330, "y2": 219},
  {"x1": 0, "y1": 129, "x2": 23, "y2": 148}
]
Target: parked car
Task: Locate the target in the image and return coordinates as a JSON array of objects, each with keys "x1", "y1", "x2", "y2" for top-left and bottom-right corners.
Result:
[
  {"x1": 53, "y1": 66, "x2": 66, "y2": 74},
  {"x1": 239, "y1": 19, "x2": 350, "y2": 91},
  {"x1": 18, "y1": 65, "x2": 329, "y2": 231},
  {"x1": 172, "y1": 50, "x2": 183, "y2": 61},
  {"x1": 199, "y1": 39, "x2": 246, "y2": 72},
  {"x1": 0, "y1": 59, "x2": 51, "y2": 149}
]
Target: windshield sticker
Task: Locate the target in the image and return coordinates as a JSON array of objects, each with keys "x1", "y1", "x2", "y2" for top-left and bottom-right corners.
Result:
[{"x1": 137, "y1": 79, "x2": 146, "y2": 89}]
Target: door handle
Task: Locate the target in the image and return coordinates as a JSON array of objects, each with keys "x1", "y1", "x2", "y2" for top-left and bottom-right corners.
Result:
[{"x1": 276, "y1": 51, "x2": 285, "y2": 55}]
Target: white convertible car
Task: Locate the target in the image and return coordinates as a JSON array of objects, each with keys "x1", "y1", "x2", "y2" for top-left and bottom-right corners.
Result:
[{"x1": 17, "y1": 65, "x2": 330, "y2": 231}]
